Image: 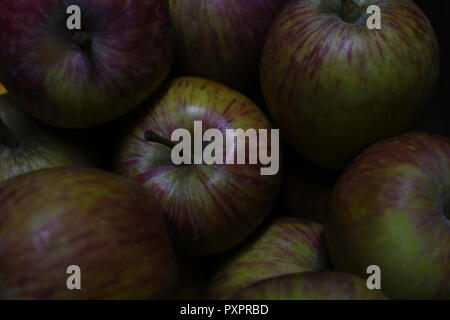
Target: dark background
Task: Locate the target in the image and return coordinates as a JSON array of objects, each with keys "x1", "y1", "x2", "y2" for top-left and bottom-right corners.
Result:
[{"x1": 414, "y1": 0, "x2": 449, "y2": 137}]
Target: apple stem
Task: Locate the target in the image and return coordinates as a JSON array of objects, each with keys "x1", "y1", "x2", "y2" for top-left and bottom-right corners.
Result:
[
  {"x1": 144, "y1": 130, "x2": 195, "y2": 164},
  {"x1": 341, "y1": 0, "x2": 362, "y2": 23},
  {"x1": 0, "y1": 117, "x2": 20, "y2": 149},
  {"x1": 144, "y1": 130, "x2": 178, "y2": 149}
]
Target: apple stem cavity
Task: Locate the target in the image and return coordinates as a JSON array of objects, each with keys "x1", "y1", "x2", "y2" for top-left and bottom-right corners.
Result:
[
  {"x1": 341, "y1": 0, "x2": 364, "y2": 23},
  {"x1": 72, "y1": 31, "x2": 92, "y2": 51},
  {"x1": 0, "y1": 117, "x2": 20, "y2": 149}
]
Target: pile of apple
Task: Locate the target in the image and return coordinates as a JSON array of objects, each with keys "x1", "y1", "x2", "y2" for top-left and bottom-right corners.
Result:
[{"x1": 0, "y1": 0, "x2": 448, "y2": 300}]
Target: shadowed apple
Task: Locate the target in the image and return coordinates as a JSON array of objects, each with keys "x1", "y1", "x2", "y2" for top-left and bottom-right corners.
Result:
[
  {"x1": 261, "y1": 0, "x2": 440, "y2": 170},
  {"x1": 231, "y1": 271, "x2": 388, "y2": 300},
  {"x1": 0, "y1": 0, "x2": 174, "y2": 128},
  {"x1": 207, "y1": 217, "x2": 330, "y2": 299},
  {"x1": 0, "y1": 94, "x2": 96, "y2": 182},
  {"x1": 0, "y1": 167, "x2": 179, "y2": 299},
  {"x1": 169, "y1": 0, "x2": 287, "y2": 93},
  {"x1": 114, "y1": 77, "x2": 282, "y2": 255},
  {"x1": 327, "y1": 132, "x2": 450, "y2": 299}
]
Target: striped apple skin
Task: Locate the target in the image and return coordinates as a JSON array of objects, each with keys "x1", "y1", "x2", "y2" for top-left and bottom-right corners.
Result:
[
  {"x1": 208, "y1": 218, "x2": 330, "y2": 299},
  {"x1": 327, "y1": 132, "x2": 450, "y2": 299},
  {"x1": 0, "y1": 95, "x2": 97, "y2": 183},
  {"x1": 232, "y1": 271, "x2": 388, "y2": 300},
  {"x1": 261, "y1": 0, "x2": 440, "y2": 170},
  {"x1": 114, "y1": 77, "x2": 282, "y2": 255},
  {"x1": 0, "y1": 167, "x2": 179, "y2": 299},
  {"x1": 170, "y1": 0, "x2": 286, "y2": 92},
  {"x1": 0, "y1": 0, "x2": 173, "y2": 128}
]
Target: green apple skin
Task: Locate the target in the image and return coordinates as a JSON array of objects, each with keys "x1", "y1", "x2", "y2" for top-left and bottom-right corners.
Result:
[
  {"x1": 0, "y1": 167, "x2": 179, "y2": 299},
  {"x1": 261, "y1": 0, "x2": 440, "y2": 170},
  {"x1": 231, "y1": 271, "x2": 387, "y2": 300},
  {"x1": 114, "y1": 77, "x2": 282, "y2": 255},
  {"x1": 326, "y1": 132, "x2": 450, "y2": 299},
  {"x1": 208, "y1": 218, "x2": 330, "y2": 299},
  {"x1": 0, "y1": 95, "x2": 96, "y2": 182},
  {"x1": 0, "y1": 0, "x2": 173, "y2": 128}
]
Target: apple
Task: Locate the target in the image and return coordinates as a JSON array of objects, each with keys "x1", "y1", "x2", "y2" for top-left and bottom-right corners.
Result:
[
  {"x1": 169, "y1": 0, "x2": 286, "y2": 93},
  {"x1": 326, "y1": 132, "x2": 450, "y2": 299},
  {"x1": 0, "y1": 0, "x2": 173, "y2": 128},
  {"x1": 231, "y1": 271, "x2": 387, "y2": 300},
  {"x1": 0, "y1": 83, "x2": 6, "y2": 95},
  {"x1": 0, "y1": 94, "x2": 96, "y2": 182},
  {"x1": 207, "y1": 217, "x2": 330, "y2": 299},
  {"x1": 261, "y1": 0, "x2": 440, "y2": 170},
  {"x1": 0, "y1": 167, "x2": 179, "y2": 299},
  {"x1": 114, "y1": 76, "x2": 282, "y2": 255}
]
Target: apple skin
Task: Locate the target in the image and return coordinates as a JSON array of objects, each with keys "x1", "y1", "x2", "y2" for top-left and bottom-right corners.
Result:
[
  {"x1": 231, "y1": 271, "x2": 387, "y2": 300},
  {"x1": 169, "y1": 0, "x2": 286, "y2": 93},
  {"x1": 207, "y1": 217, "x2": 330, "y2": 299},
  {"x1": 261, "y1": 0, "x2": 440, "y2": 170},
  {"x1": 0, "y1": 0, "x2": 173, "y2": 128},
  {"x1": 114, "y1": 76, "x2": 282, "y2": 255},
  {"x1": 0, "y1": 94, "x2": 97, "y2": 182},
  {"x1": 0, "y1": 167, "x2": 179, "y2": 299},
  {"x1": 326, "y1": 132, "x2": 450, "y2": 299}
]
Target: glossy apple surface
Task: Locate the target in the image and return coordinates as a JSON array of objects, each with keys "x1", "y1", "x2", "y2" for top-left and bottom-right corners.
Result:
[
  {"x1": 114, "y1": 77, "x2": 282, "y2": 255},
  {"x1": 0, "y1": 0, "x2": 173, "y2": 128},
  {"x1": 261, "y1": 0, "x2": 440, "y2": 170},
  {"x1": 169, "y1": 0, "x2": 286, "y2": 92},
  {"x1": 0, "y1": 167, "x2": 178, "y2": 299},
  {"x1": 208, "y1": 218, "x2": 330, "y2": 299},
  {"x1": 231, "y1": 271, "x2": 387, "y2": 300},
  {"x1": 327, "y1": 132, "x2": 450, "y2": 299},
  {"x1": 0, "y1": 95, "x2": 96, "y2": 182}
]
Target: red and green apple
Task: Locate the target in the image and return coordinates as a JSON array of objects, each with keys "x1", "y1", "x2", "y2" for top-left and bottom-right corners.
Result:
[
  {"x1": 231, "y1": 271, "x2": 387, "y2": 300},
  {"x1": 207, "y1": 217, "x2": 330, "y2": 299},
  {"x1": 261, "y1": 0, "x2": 440, "y2": 170},
  {"x1": 0, "y1": 167, "x2": 179, "y2": 299},
  {"x1": 0, "y1": 94, "x2": 96, "y2": 182},
  {"x1": 0, "y1": 0, "x2": 173, "y2": 128},
  {"x1": 114, "y1": 76, "x2": 282, "y2": 255},
  {"x1": 169, "y1": 0, "x2": 286, "y2": 93},
  {"x1": 327, "y1": 132, "x2": 450, "y2": 299}
]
